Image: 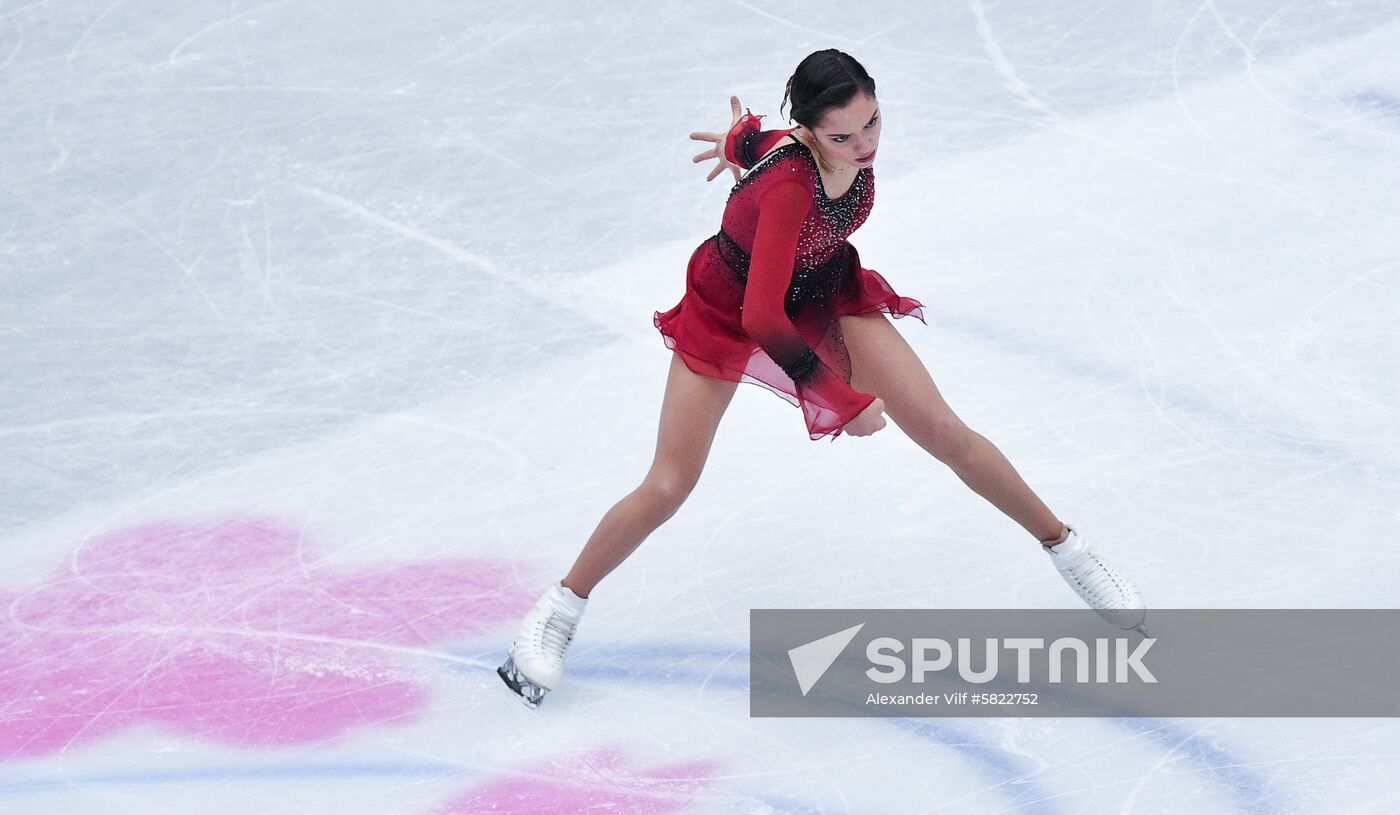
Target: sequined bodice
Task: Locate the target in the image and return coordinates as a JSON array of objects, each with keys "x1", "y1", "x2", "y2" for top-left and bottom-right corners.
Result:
[
  {"x1": 718, "y1": 141, "x2": 874, "y2": 270},
  {"x1": 654, "y1": 109, "x2": 921, "y2": 443}
]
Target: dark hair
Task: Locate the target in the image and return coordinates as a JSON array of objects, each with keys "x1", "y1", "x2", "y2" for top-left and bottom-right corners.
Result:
[{"x1": 781, "y1": 49, "x2": 877, "y2": 129}]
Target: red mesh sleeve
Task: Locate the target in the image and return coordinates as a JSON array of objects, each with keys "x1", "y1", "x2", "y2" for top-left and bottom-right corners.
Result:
[
  {"x1": 724, "y1": 109, "x2": 796, "y2": 170},
  {"x1": 741, "y1": 179, "x2": 878, "y2": 438}
]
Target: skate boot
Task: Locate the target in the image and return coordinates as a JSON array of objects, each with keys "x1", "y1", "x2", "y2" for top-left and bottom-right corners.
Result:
[
  {"x1": 497, "y1": 580, "x2": 588, "y2": 708},
  {"x1": 1043, "y1": 525, "x2": 1149, "y2": 635}
]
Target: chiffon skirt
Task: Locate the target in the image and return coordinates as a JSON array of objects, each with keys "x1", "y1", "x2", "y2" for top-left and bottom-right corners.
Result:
[{"x1": 653, "y1": 235, "x2": 926, "y2": 440}]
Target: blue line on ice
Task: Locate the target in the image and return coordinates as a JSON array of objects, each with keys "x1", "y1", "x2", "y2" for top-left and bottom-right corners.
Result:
[
  {"x1": 577, "y1": 644, "x2": 1288, "y2": 814},
  {"x1": 0, "y1": 649, "x2": 1285, "y2": 814}
]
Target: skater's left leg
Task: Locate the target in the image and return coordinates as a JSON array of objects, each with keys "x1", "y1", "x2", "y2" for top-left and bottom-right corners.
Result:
[
  {"x1": 840, "y1": 311, "x2": 1146, "y2": 630},
  {"x1": 839, "y1": 310, "x2": 1066, "y2": 545}
]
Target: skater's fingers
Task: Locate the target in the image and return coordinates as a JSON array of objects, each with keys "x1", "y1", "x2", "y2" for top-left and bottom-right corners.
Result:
[
  {"x1": 706, "y1": 163, "x2": 723, "y2": 182},
  {"x1": 690, "y1": 131, "x2": 720, "y2": 143},
  {"x1": 692, "y1": 147, "x2": 717, "y2": 163},
  {"x1": 730, "y1": 95, "x2": 742, "y2": 120},
  {"x1": 730, "y1": 165, "x2": 741, "y2": 183}
]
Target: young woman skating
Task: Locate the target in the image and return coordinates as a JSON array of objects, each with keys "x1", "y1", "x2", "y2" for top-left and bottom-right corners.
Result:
[{"x1": 498, "y1": 50, "x2": 1146, "y2": 708}]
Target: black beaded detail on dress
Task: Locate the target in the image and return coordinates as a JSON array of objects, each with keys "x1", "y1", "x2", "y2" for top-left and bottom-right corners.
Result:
[
  {"x1": 715, "y1": 228, "x2": 849, "y2": 319},
  {"x1": 780, "y1": 348, "x2": 821, "y2": 382},
  {"x1": 713, "y1": 228, "x2": 748, "y2": 278},
  {"x1": 655, "y1": 120, "x2": 926, "y2": 440},
  {"x1": 736, "y1": 127, "x2": 765, "y2": 168},
  {"x1": 715, "y1": 140, "x2": 872, "y2": 326},
  {"x1": 729, "y1": 142, "x2": 870, "y2": 236}
]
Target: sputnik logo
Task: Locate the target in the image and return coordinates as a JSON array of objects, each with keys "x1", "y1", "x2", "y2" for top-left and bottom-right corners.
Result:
[{"x1": 787, "y1": 623, "x2": 864, "y2": 695}]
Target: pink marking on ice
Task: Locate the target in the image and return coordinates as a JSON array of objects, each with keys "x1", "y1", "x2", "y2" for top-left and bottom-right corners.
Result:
[
  {"x1": 0, "y1": 517, "x2": 533, "y2": 759},
  {"x1": 435, "y1": 746, "x2": 717, "y2": 814}
]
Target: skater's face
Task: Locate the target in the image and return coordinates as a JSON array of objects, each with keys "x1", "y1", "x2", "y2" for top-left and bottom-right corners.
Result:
[{"x1": 807, "y1": 92, "x2": 881, "y2": 168}]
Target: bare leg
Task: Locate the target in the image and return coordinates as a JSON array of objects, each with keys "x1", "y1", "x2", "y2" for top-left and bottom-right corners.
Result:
[
  {"x1": 840, "y1": 311, "x2": 1066, "y2": 545},
  {"x1": 561, "y1": 352, "x2": 739, "y2": 597}
]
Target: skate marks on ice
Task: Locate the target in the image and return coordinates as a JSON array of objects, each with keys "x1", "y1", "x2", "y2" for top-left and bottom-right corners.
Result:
[
  {"x1": 0, "y1": 581, "x2": 1287, "y2": 815},
  {"x1": 481, "y1": 643, "x2": 1288, "y2": 814},
  {"x1": 0, "y1": 515, "x2": 532, "y2": 759},
  {"x1": 0, "y1": 516, "x2": 815, "y2": 812},
  {"x1": 1, "y1": 746, "x2": 721, "y2": 814},
  {"x1": 429, "y1": 746, "x2": 716, "y2": 814}
]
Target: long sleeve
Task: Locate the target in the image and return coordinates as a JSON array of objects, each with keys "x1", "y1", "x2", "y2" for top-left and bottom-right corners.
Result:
[
  {"x1": 724, "y1": 109, "x2": 795, "y2": 170},
  {"x1": 741, "y1": 179, "x2": 877, "y2": 439}
]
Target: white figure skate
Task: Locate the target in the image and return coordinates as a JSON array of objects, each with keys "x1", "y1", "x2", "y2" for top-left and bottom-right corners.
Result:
[
  {"x1": 497, "y1": 580, "x2": 588, "y2": 708},
  {"x1": 1044, "y1": 525, "x2": 1149, "y2": 635}
]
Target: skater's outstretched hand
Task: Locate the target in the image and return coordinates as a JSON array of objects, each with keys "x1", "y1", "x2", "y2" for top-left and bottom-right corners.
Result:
[
  {"x1": 689, "y1": 95, "x2": 744, "y2": 184},
  {"x1": 843, "y1": 397, "x2": 887, "y2": 437}
]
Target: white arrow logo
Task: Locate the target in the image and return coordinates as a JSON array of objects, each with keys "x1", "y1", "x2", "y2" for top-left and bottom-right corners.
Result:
[{"x1": 787, "y1": 623, "x2": 865, "y2": 696}]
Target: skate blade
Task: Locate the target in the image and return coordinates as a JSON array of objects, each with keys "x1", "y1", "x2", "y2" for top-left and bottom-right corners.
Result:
[
  {"x1": 496, "y1": 654, "x2": 547, "y2": 709},
  {"x1": 1098, "y1": 607, "x2": 1148, "y2": 633}
]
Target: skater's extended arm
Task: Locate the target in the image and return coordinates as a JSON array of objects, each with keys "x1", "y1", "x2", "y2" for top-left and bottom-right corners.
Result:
[
  {"x1": 690, "y1": 96, "x2": 793, "y2": 182},
  {"x1": 742, "y1": 178, "x2": 877, "y2": 436}
]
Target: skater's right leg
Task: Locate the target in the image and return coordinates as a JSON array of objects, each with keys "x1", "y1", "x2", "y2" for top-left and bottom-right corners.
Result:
[
  {"x1": 499, "y1": 353, "x2": 737, "y2": 706},
  {"x1": 561, "y1": 352, "x2": 738, "y2": 597}
]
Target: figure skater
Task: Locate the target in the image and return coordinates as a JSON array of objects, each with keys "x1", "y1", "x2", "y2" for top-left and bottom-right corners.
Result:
[{"x1": 498, "y1": 49, "x2": 1146, "y2": 708}]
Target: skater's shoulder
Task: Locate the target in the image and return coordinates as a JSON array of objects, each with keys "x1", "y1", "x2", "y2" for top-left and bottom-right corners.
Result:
[
  {"x1": 747, "y1": 138, "x2": 819, "y2": 187},
  {"x1": 755, "y1": 132, "x2": 803, "y2": 163}
]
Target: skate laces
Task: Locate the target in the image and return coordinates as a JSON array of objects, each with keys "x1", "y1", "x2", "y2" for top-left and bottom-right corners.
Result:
[
  {"x1": 1064, "y1": 552, "x2": 1129, "y2": 607},
  {"x1": 535, "y1": 610, "x2": 578, "y2": 663}
]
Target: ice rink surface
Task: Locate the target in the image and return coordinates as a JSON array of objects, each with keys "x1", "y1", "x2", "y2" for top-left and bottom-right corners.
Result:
[{"x1": 3, "y1": 0, "x2": 1399, "y2": 812}]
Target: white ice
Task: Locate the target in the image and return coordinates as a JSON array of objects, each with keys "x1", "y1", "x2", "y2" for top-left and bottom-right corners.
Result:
[{"x1": 2, "y1": 1, "x2": 1399, "y2": 813}]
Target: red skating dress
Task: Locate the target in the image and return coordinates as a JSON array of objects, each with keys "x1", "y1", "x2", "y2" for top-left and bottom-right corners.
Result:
[{"x1": 653, "y1": 110, "x2": 927, "y2": 441}]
